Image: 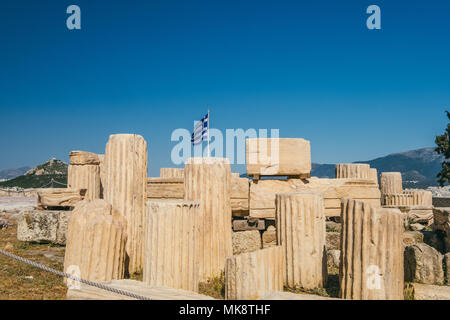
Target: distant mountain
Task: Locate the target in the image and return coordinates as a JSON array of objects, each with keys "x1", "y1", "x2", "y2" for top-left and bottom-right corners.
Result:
[
  {"x1": 0, "y1": 166, "x2": 31, "y2": 180},
  {"x1": 0, "y1": 158, "x2": 68, "y2": 189},
  {"x1": 312, "y1": 147, "x2": 443, "y2": 189}
]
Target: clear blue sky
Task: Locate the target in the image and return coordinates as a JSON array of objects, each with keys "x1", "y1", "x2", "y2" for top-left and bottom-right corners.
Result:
[{"x1": 1, "y1": 0, "x2": 449, "y2": 176}]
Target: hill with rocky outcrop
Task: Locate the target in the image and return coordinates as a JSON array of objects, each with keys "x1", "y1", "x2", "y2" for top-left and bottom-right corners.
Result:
[{"x1": 0, "y1": 159, "x2": 68, "y2": 189}]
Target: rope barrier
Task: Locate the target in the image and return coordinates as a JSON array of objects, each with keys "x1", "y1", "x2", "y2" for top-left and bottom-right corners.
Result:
[{"x1": 0, "y1": 248, "x2": 151, "y2": 300}]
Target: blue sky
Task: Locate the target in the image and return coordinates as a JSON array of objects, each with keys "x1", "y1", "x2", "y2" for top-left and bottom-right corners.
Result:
[{"x1": 0, "y1": 0, "x2": 449, "y2": 176}]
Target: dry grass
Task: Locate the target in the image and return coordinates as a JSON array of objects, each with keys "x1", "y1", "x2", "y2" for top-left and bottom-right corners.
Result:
[
  {"x1": 198, "y1": 272, "x2": 225, "y2": 299},
  {"x1": 0, "y1": 223, "x2": 67, "y2": 300}
]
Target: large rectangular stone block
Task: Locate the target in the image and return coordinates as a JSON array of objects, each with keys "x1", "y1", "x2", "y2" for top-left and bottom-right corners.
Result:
[
  {"x1": 144, "y1": 200, "x2": 200, "y2": 292},
  {"x1": 246, "y1": 138, "x2": 311, "y2": 176},
  {"x1": 249, "y1": 178, "x2": 381, "y2": 218},
  {"x1": 17, "y1": 210, "x2": 72, "y2": 245},
  {"x1": 231, "y1": 177, "x2": 249, "y2": 215},
  {"x1": 147, "y1": 178, "x2": 184, "y2": 199},
  {"x1": 225, "y1": 246, "x2": 284, "y2": 300},
  {"x1": 37, "y1": 188, "x2": 86, "y2": 208},
  {"x1": 66, "y1": 279, "x2": 215, "y2": 300}
]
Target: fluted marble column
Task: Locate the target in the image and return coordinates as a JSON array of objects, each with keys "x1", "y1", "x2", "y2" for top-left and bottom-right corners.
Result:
[
  {"x1": 184, "y1": 157, "x2": 232, "y2": 281},
  {"x1": 340, "y1": 198, "x2": 404, "y2": 300},
  {"x1": 275, "y1": 192, "x2": 327, "y2": 290},
  {"x1": 104, "y1": 134, "x2": 148, "y2": 274}
]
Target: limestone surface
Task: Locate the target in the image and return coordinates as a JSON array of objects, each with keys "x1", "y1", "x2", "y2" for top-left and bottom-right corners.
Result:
[
  {"x1": 17, "y1": 210, "x2": 71, "y2": 245},
  {"x1": 249, "y1": 177, "x2": 381, "y2": 218},
  {"x1": 66, "y1": 280, "x2": 214, "y2": 300},
  {"x1": 380, "y1": 172, "x2": 403, "y2": 195},
  {"x1": 232, "y1": 230, "x2": 261, "y2": 255},
  {"x1": 369, "y1": 168, "x2": 378, "y2": 184},
  {"x1": 335, "y1": 163, "x2": 371, "y2": 179},
  {"x1": 104, "y1": 134, "x2": 148, "y2": 274},
  {"x1": 444, "y1": 253, "x2": 450, "y2": 284},
  {"x1": 184, "y1": 157, "x2": 232, "y2": 281},
  {"x1": 262, "y1": 225, "x2": 277, "y2": 248},
  {"x1": 327, "y1": 249, "x2": 340, "y2": 269},
  {"x1": 246, "y1": 138, "x2": 311, "y2": 176},
  {"x1": 404, "y1": 190, "x2": 433, "y2": 206},
  {"x1": 404, "y1": 243, "x2": 444, "y2": 285},
  {"x1": 230, "y1": 177, "x2": 250, "y2": 215},
  {"x1": 147, "y1": 178, "x2": 184, "y2": 199},
  {"x1": 275, "y1": 192, "x2": 327, "y2": 290},
  {"x1": 69, "y1": 151, "x2": 101, "y2": 165},
  {"x1": 410, "y1": 283, "x2": 450, "y2": 300},
  {"x1": 403, "y1": 231, "x2": 424, "y2": 247},
  {"x1": 68, "y1": 164, "x2": 101, "y2": 200},
  {"x1": 160, "y1": 168, "x2": 184, "y2": 179},
  {"x1": 340, "y1": 198, "x2": 404, "y2": 300},
  {"x1": 64, "y1": 200, "x2": 127, "y2": 282},
  {"x1": 144, "y1": 200, "x2": 200, "y2": 292},
  {"x1": 225, "y1": 246, "x2": 284, "y2": 300},
  {"x1": 37, "y1": 188, "x2": 86, "y2": 208}
]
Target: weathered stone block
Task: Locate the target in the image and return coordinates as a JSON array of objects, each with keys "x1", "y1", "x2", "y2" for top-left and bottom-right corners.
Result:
[
  {"x1": 17, "y1": 210, "x2": 71, "y2": 245},
  {"x1": 232, "y1": 230, "x2": 261, "y2": 255},
  {"x1": 246, "y1": 138, "x2": 311, "y2": 176},
  {"x1": 225, "y1": 246, "x2": 284, "y2": 300},
  {"x1": 262, "y1": 225, "x2": 277, "y2": 248},
  {"x1": 144, "y1": 200, "x2": 199, "y2": 292},
  {"x1": 147, "y1": 178, "x2": 184, "y2": 199},
  {"x1": 160, "y1": 168, "x2": 184, "y2": 179},
  {"x1": 232, "y1": 218, "x2": 265, "y2": 231},
  {"x1": 231, "y1": 177, "x2": 249, "y2": 215},
  {"x1": 69, "y1": 151, "x2": 100, "y2": 165},
  {"x1": 64, "y1": 200, "x2": 127, "y2": 282},
  {"x1": 404, "y1": 190, "x2": 433, "y2": 206},
  {"x1": 444, "y1": 253, "x2": 450, "y2": 284},
  {"x1": 335, "y1": 163, "x2": 371, "y2": 179},
  {"x1": 410, "y1": 283, "x2": 450, "y2": 300},
  {"x1": 37, "y1": 188, "x2": 86, "y2": 208},
  {"x1": 404, "y1": 243, "x2": 444, "y2": 285},
  {"x1": 66, "y1": 279, "x2": 214, "y2": 300},
  {"x1": 380, "y1": 172, "x2": 402, "y2": 196},
  {"x1": 403, "y1": 231, "x2": 424, "y2": 247},
  {"x1": 327, "y1": 249, "x2": 340, "y2": 269}
]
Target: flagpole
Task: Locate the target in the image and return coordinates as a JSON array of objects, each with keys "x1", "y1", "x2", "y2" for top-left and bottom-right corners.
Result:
[{"x1": 207, "y1": 108, "x2": 210, "y2": 157}]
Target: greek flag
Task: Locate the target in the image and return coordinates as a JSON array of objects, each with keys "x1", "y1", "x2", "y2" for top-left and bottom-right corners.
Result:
[{"x1": 191, "y1": 113, "x2": 209, "y2": 145}]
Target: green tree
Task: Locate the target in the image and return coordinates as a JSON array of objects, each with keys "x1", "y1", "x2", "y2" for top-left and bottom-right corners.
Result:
[{"x1": 435, "y1": 111, "x2": 450, "y2": 186}]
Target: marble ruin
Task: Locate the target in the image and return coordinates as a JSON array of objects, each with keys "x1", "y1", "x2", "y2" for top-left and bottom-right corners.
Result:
[
  {"x1": 68, "y1": 151, "x2": 102, "y2": 200},
  {"x1": 275, "y1": 192, "x2": 327, "y2": 290},
  {"x1": 184, "y1": 157, "x2": 233, "y2": 281},
  {"x1": 225, "y1": 246, "x2": 284, "y2": 300},
  {"x1": 144, "y1": 200, "x2": 200, "y2": 292},
  {"x1": 64, "y1": 200, "x2": 127, "y2": 282},
  {"x1": 340, "y1": 198, "x2": 404, "y2": 300},
  {"x1": 5, "y1": 133, "x2": 445, "y2": 300},
  {"x1": 104, "y1": 134, "x2": 148, "y2": 274}
]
